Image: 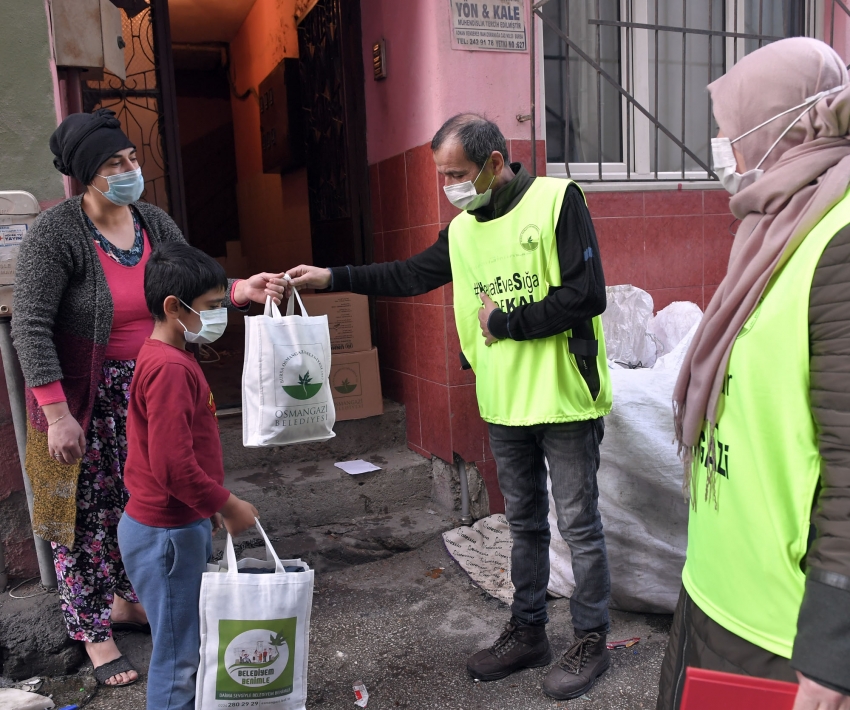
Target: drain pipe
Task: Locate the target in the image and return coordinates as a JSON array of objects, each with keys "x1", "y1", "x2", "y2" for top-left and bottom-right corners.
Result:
[
  {"x1": 0, "y1": 536, "x2": 6, "y2": 592},
  {"x1": 456, "y1": 458, "x2": 473, "y2": 525},
  {"x1": 0, "y1": 318, "x2": 57, "y2": 588}
]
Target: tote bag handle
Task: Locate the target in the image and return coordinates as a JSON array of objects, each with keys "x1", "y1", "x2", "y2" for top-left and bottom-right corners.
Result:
[
  {"x1": 263, "y1": 296, "x2": 282, "y2": 318},
  {"x1": 283, "y1": 274, "x2": 309, "y2": 317},
  {"x1": 225, "y1": 517, "x2": 285, "y2": 574},
  {"x1": 263, "y1": 275, "x2": 309, "y2": 318}
]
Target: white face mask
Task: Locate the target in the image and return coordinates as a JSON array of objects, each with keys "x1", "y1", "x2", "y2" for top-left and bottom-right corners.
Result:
[
  {"x1": 443, "y1": 160, "x2": 496, "y2": 211},
  {"x1": 178, "y1": 300, "x2": 228, "y2": 344},
  {"x1": 711, "y1": 137, "x2": 763, "y2": 194},
  {"x1": 711, "y1": 84, "x2": 846, "y2": 195}
]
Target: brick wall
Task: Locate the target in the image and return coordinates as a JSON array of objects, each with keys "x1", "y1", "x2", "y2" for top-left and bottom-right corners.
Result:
[{"x1": 587, "y1": 188, "x2": 734, "y2": 311}]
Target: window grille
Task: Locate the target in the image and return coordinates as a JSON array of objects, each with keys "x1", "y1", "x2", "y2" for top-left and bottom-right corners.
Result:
[{"x1": 535, "y1": 0, "x2": 847, "y2": 182}]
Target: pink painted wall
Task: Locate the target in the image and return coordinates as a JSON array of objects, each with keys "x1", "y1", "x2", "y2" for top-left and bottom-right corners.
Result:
[
  {"x1": 228, "y1": 0, "x2": 313, "y2": 274},
  {"x1": 360, "y1": 0, "x2": 543, "y2": 164},
  {"x1": 826, "y1": 2, "x2": 850, "y2": 63}
]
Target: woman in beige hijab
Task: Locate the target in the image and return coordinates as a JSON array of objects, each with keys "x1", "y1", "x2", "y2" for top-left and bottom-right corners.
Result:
[{"x1": 658, "y1": 38, "x2": 850, "y2": 710}]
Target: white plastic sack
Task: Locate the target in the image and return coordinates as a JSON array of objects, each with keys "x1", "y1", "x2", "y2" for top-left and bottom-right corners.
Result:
[
  {"x1": 547, "y1": 367, "x2": 689, "y2": 613},
  {"x1": 647, "y1": 301, "x2": 703, "y2": 358},
  {"x1": 652, "y1": 321, "x2": 699, "y2": 372},
  {"x1": 601, "y1": 285, "x2": 660, "y2": 367},
  {"x1": 243, "y1": 287, "x2": 336, "y2": 447},
  {"x1": 196, "y1": 520, "x2": 314, "y2": 710}
]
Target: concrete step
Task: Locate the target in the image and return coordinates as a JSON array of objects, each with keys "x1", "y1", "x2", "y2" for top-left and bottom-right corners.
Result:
[
  {"x1": 216, "y1": 404, "x2": 467, "y2": 576},
  {"x1": 221, "y1": 443, "x2": 458, "y2": 574},
  {"x1": 218, "y1": 399, "x2": 407, "y2": 469},
  {"x1": 215, "y1": 507, "x2": 457, "y2": 574},
  {"x1": 224, "y1": 445, "x2": 435, "y2": 530}
]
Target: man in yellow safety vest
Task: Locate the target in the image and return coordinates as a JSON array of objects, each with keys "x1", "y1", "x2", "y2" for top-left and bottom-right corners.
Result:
[{"x1": 286, "y1": 114, "x2": 613, "y2": 700}]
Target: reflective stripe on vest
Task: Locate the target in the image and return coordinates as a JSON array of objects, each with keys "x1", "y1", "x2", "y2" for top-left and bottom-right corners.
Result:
[
  {"x1": 683, "y1": 188, "x2": 850, "y2": 658},
  {"x1": 448, "y1": 177, "x2": 612, "y2": 426}
]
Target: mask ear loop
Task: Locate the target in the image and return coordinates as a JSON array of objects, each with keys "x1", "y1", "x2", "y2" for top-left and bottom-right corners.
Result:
[
  {"x1": 752, "y1": 103, "x2": 819, "y2": 170},
  {"x1": 731, "y1": 84, "x2": 847, "y2": 171},
  {"x1": 471, "y1": 157, "x2": 492, "y2": 192},
  {"x1": 730, "y1": 84, "x2": 846, "y2": 146}
]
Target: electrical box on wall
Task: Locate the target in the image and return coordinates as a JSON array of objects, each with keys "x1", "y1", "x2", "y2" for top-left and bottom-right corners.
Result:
[
  {"x1": 259, "y1": 58, "x2": 306, "y2": 175},
  {"x1": 0, "y1": 192, "x2": 40, "y2": 316},
  {"x1": 49, "y1": 0, "x2": 126, "y2": 81}
]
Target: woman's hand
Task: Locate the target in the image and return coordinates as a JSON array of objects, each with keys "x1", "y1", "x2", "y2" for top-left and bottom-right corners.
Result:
[
  {"x1": 43, "y1": 402, "x2": 86, "y2": 465},
  {"x1": 233, "y1": 273, "x2": 287, "y2": 306},
  {"x1": 793, "y1": 672, "x2": 850, "y2": 710}
]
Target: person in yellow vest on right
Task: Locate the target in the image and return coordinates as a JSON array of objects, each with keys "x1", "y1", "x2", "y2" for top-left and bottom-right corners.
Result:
[{"x1": 657, "y1": 38, "x2": 850, "y2": 710}]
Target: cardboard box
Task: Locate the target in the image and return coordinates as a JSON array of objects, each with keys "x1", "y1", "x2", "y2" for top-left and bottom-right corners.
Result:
[
  {"x1": 330, "y1": 347, "x2": 383, "y2": 421},
  {"x1": 299, "y1": 292, "x2": 372, "y2": 354}
]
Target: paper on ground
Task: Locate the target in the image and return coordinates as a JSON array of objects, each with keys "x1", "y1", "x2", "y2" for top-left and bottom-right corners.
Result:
[{"x1": 335, "y1": 459, "x2": 381, "y2": 475}]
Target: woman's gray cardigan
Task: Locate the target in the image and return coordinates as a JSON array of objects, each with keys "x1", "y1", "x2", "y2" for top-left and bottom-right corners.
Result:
[{"x1": 10, "y1": 195, "x2": 243, "y2": 546}]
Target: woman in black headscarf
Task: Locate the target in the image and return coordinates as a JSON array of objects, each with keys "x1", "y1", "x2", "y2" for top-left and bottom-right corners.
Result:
[{"x1": 12, "y1": 109, "x2": 286, "y2": 687}]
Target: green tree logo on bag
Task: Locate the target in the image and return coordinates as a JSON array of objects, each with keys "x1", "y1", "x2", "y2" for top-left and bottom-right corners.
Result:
[
  {"x1": 283, "y1": 371, "x2": 323, "y2": 400},
  {"x1": 216, "y1": 618, "x2": 297, "y2": 700},
  {"x1": 277, "y1": 346, "x2": 326, "y2": 402}
]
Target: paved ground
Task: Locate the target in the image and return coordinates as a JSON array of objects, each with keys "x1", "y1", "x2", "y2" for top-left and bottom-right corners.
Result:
[{"x1": 37, "y1": 536, "x2": 670, "y2": 709}]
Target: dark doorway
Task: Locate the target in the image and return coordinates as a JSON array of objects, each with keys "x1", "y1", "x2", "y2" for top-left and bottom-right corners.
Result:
[
  {"x1": 172, "y1": 43, "x2": 239, "y2": 258},
  {"x1": 297, "y1": 0, "x2": 372, "y2": 268}
]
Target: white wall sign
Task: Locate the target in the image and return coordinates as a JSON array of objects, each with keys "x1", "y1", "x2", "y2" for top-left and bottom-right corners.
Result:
[
  {"x1": 449, "y1": 0, "x2": 527, "y2": 52},
  {"x1": 0, "y1": 224, "x2": 27, "y2": 285}
]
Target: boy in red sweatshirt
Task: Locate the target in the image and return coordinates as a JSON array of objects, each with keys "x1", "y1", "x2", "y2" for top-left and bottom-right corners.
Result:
[{"x1": 118, "y1": 242, "x2": 258, "y2": 710}]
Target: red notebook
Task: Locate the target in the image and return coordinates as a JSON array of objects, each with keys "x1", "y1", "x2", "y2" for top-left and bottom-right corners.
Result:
[{"x1": 681, "y1": 667, "x2": 798, "y2": 709}]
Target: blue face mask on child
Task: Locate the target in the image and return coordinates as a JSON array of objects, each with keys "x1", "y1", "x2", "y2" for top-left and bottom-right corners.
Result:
[{"x1": 94, "y1": 168, "x2": 145, "y2": 206}]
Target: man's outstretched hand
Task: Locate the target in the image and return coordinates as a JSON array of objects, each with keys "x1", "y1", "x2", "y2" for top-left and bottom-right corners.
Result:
[{"x1": 285, "y1": 265, "x2": 332, "y2": 297}]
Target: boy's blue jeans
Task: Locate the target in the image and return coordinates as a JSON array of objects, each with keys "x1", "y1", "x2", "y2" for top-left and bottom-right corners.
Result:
[{"x1": 118, "y1": 513, "x2": 212, "y2": 710}]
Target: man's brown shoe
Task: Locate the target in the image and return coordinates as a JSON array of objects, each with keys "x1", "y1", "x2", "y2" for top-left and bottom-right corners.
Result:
[
  {"x1": 542, "y1": 631, "x2": 610, "y2": 699},
  {"x1": 466, "y1": 618, "x2": 552, "y2": 681}
]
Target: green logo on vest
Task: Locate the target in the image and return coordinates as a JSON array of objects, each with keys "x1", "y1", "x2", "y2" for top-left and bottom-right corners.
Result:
[{"x1": 519, "y1": 224, "x2": 540, "y2": 252}]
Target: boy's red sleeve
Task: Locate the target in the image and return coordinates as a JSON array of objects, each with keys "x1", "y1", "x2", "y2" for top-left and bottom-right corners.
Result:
[{"x1": 143, "y1": 362, "x2": 230, "y2": 517}]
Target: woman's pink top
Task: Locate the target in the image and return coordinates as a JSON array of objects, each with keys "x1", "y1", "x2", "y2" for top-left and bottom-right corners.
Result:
[
  {"x1": 32, "y1": 231, "x2": 154, "y2": 406},
  {"x1": 98, "y1": 229, "x2": 155, "y2": 361}
]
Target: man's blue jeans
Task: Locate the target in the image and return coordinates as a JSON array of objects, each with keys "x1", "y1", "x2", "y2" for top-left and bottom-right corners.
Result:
[
  {"x1": 118, "y1": 513, "x2": 212, "y2": 710},
  {"x1": 488, "y1": 418, "x2": 610, "y2": 633}
]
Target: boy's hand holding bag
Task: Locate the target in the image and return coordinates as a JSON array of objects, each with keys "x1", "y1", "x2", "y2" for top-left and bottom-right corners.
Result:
[
  {"x1": 243, "y1": 277, "x2": 336, "y2": 446},
  {"x1": 196, "y1": 519, "x2": 314, "y2": 710}
]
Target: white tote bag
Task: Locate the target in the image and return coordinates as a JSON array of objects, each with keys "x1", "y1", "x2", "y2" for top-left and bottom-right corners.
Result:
[
  {"x1": 196, "y1": 520, "x2": 314, "y2": 710},
  {"x1": 243, "y1": 284, "x2": 336, "y2": 446}
]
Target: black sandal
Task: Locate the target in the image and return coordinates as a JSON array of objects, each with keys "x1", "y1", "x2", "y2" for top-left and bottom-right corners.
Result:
[
  {"x1": 93, "y1": 655, "x2": 139, "y2": 687},
  {"x1": 111, "y1": 621, "x2": 151, "y2": 634}
]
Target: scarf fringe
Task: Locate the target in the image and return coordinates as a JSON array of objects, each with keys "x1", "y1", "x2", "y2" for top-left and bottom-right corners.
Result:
[{"x1": 674, "y1": 400, "x2": 719, "y2": 512}]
